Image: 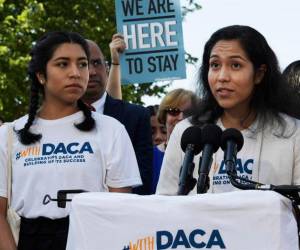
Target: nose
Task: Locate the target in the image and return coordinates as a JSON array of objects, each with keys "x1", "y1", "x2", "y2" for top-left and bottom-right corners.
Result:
[
  {"x1": 154, "y1": 131, "x2": 163, "y2": 145},
  {"x1": 177, "y1": 112, "x2": 184, "y2": 121},
  {"x1": 89, "y1": 63, "x2": 96, "y2": 76},
  {"x1": 218, "y1": 66, "x2": 230, "y2": 82},
  {"x1": 69, "y1": 63, "x2": 80, "y2": 78}
]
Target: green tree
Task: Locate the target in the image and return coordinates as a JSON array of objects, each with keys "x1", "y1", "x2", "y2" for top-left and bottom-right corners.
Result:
[{"x1": 0, "y1": 0, "x2": 200, "y2": 121}]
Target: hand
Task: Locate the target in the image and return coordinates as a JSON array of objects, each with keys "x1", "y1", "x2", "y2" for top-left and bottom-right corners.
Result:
[{"x1": 109, "y1": 33, "x2": 126, "y2": 64}]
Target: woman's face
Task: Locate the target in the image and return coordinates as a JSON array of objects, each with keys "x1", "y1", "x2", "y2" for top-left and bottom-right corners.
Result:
[
  {"x1": 41, "y1": 43, "x2": 89, "y2": 105},
  {"x1": 165, "y1": 99, "x2": 192, "y2": 141},
  {"x1": 208, "y1": 39, "x2": 264, "y2": 116},
  {"x1": 150, "y1": 115, "x2": 167, "y2": 146}
]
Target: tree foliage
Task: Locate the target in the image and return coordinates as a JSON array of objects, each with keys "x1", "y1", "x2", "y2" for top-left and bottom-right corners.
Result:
[{"x1": 0, "y1": 0, "x2": 200, "y2": 121}]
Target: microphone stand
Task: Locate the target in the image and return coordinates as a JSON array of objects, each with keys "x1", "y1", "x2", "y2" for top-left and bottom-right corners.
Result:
[
  {"x1": 177, "y1": 162, "x2": 197, "y2": 195},
  {"x1": 43, "y1": 189, "x2": 87, "y2": 208},
  {"x1": 226, "y1": 168, "x2": 300, "y2": 240},
  {"x1": 227, "y1": 169, "x2": 300, "y2": 204},
  {"x1": 197, "y1": 156, "x2": 211, "y2": 194}
]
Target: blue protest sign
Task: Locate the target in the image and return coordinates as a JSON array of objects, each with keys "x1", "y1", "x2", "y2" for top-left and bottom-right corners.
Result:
[{"x1": 115, "y1": 0, "x2": 186, "y2": 84}]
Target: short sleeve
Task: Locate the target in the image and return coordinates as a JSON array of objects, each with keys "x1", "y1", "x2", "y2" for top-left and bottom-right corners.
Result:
[{"x1": 105, "y1": 125, "x2": 142, "y2": 188}]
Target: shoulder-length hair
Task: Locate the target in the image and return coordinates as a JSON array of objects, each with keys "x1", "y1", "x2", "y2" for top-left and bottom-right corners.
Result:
[{"x1": 191, "y1": 25, "x2": 290, "y2": 136}]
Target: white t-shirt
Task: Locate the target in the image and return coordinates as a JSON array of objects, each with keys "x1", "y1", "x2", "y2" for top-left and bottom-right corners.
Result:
[
  {"x1": 156, "y1": 115, "x2": 300, "y2": 195},
  {"x1": 0, "y1": 111, "x2": 142, "y2": 219}
]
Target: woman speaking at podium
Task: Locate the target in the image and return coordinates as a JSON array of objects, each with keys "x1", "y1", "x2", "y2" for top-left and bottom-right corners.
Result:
[
  {"x1": 156, "y1": 25, "x2": 300, "y2": 195},
  {"x1": 0, "y1": 31, "x2": 141, "y2": 250}
]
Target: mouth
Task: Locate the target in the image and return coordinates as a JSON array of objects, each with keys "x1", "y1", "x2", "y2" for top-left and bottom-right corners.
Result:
[
  {"x1": 87, "y1": 80, "x2": 101, "y2": 88},
  {"x1": 65, "y1": 83, "x2": 83, "y2": 90},
  {"x1": 216, "y1": 87, "x2": 234, "y2": 97}
]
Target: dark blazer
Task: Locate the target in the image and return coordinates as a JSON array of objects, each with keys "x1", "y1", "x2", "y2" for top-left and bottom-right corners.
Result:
[{"x1": 104, "y1": 95, "x2": 153, "y2": 195}]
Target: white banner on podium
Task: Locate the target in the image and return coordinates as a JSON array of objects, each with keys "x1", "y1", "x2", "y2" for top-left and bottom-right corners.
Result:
[{"x1": 66, "y1": 190, "x2": 298, "y2": 250}]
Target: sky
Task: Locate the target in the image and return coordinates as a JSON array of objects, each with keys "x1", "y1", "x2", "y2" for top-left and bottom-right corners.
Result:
[{"x1": 142, "y1": 0, "x2": 300, "y2": 106}]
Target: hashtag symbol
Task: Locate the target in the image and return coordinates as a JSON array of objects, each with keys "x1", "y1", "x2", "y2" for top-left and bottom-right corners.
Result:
[
  {"x1": 16, "y1": 152, "x2": 20, "y2": 160},
  {"x1": 123, "y1": 246, "x2": 130, "y2": 250}
]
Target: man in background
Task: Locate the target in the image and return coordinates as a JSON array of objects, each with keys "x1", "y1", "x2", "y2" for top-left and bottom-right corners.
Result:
[{"x1": 82, "y1": 37, "x2": 153, "y2": 195}]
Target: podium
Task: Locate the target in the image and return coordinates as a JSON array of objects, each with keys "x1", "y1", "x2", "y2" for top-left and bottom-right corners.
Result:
[{"x1": 66, "y1": 191, "x2": 298, "y2": 250}]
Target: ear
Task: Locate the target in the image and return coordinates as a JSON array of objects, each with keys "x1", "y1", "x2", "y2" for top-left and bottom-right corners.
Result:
[
  {"x1": 254, "y1": 64, "x2": 267, "y2": 85},
  {"x1": 36, "y1": 72, "x2": 46, "y2": 85}
]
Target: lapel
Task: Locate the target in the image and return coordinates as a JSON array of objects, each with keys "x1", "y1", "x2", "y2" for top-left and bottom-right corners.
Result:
[
  {"x1": 103, "y1": 94, "x2": 124, "y2": 122},
  {"x1": 103, "y1": 94, "x2": 114, "y2": 115}
]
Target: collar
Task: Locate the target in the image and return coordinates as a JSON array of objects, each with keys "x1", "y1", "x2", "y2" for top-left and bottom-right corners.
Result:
[{"x1": 91, "y1": 92, "x2": 107, "y2": 114}]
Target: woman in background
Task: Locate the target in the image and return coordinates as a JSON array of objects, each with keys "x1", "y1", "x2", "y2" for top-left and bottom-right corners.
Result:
[{"x1": 151, "y1": 89, "x2": 198, "y2": 193}]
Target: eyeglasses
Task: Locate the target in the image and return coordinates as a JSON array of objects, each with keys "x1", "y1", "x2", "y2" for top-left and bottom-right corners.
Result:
[
  {"x1": 165, "y1": 108, "x2": 183, "y2": 116},
  {"x1": 89, "y1": 59, "x2": 109, "y2": 69}
]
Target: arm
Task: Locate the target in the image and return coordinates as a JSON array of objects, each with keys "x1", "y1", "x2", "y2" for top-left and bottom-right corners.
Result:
[
  {"x1": 108, "y1": 187, "x2": 132, "y2": 193},
  {"x1": 0, "y1": 197, "x2": 16, "y2": 250},
  {"x1": 105, "y1": 122, "x2": 142, "y2": 192},
  {"x1": 0, "y1": 125, "x2": 16, "y2": 249},
  {"x1": 106, "y1": 34, "x2": 126, "y2": 100}
]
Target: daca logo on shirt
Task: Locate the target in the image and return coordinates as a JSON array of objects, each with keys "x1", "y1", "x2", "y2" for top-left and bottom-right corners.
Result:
[
  {"x1": 15, "y1": 141, "x2": 93, "y2": 160},
  {"x1": 218, "y1": 158, "x2": 253, "y2": 175},
  {"x1": 122, "y1": 229, "x2": 226, "y2": 250},
  {"x1": 213, "y1": 158, "x2": 254, "y2": 187}
]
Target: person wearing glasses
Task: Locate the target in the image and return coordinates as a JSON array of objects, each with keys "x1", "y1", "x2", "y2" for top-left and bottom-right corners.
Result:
[
  {"x1": 157, "y1": 88, "x2": 199, "y2": 146},
  {"x1": 82, "y1": 35, "x2": 153, "y2": 195},
  {"x1": 149, "y1": 89, "x2": 198, "y2": 193}
]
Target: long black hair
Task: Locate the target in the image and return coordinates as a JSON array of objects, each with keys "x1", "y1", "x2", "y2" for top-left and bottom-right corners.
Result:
[
  {"x1": 18, "y1": 31, "x2": 95, "y2": 145},
  {"x1": 191, "y1": 25, "x2": 288, "y2": 136}
]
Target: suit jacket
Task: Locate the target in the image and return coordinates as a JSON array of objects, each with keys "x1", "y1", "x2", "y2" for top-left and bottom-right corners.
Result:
[{"x1": 104, "y1": 95, "x2": 153, "y2": 195}]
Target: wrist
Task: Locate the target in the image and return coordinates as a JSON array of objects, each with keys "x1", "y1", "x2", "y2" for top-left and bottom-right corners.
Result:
[{"x1": 111, "y1": 62, "x2": 120, "y2": 65}]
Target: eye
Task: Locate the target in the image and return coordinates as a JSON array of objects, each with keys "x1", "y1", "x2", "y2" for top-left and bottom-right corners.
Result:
[
  {"x1": 209, "y1": 61, "x2": 220, "y2": 69},
  {"x1": 232, "y1": 62, "x2": 241, "y2": 69},
  {"x1": 56, "y1": 61, "x2": 68, "y2": 68},
  {"x1": 90, "y1": 59, "x2": 103, "y2": 67},
  {"x1": 79, "y1": 61, "x2": 88, "y2": 68}
]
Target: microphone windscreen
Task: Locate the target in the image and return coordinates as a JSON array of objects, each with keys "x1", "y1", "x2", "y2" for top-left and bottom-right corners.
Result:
[
  {"x1": 201, "y1": 124, "x2": 222, "y2": 152},
  {"x1": 180, "y1": 126, "x2": 202, "y2": 154},
  {"x1": 220, "y1": 128, "x2": 244, "y2": 152}
]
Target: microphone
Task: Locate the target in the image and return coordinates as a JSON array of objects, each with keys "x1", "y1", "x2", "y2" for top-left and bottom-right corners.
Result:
[
  {"x1": 219, "y1": 129, "x2": 300, "y2": 205},
  {"x1": 197, "y1": 124, "x2": 222, "y2": 194},
  {"x1": 220, "y1": 128, "x2": 244, "y2": 174},
  {"x1": 178, "y1": 126, "x2": 202, "y2": 195}
]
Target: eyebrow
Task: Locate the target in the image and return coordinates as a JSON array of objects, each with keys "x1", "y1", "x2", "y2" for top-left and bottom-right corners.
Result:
[
  {"x1": 89, "y1": 58, "x2": 105, "y2": 61},
  {"x1": 209, "y1": 55, "x2": 247, "y2": 61},
  {"x1": 53, "y1": 56, "x2": 88, "y2": 61}
]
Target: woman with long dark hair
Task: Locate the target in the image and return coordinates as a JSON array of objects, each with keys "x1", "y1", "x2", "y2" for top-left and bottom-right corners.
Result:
[
  {"x1": 156, "y1": 25, "x2": 300, "y2": 195},
  {"x1": 0, "y1": 31, "x2": 141, "y2": 250}
]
